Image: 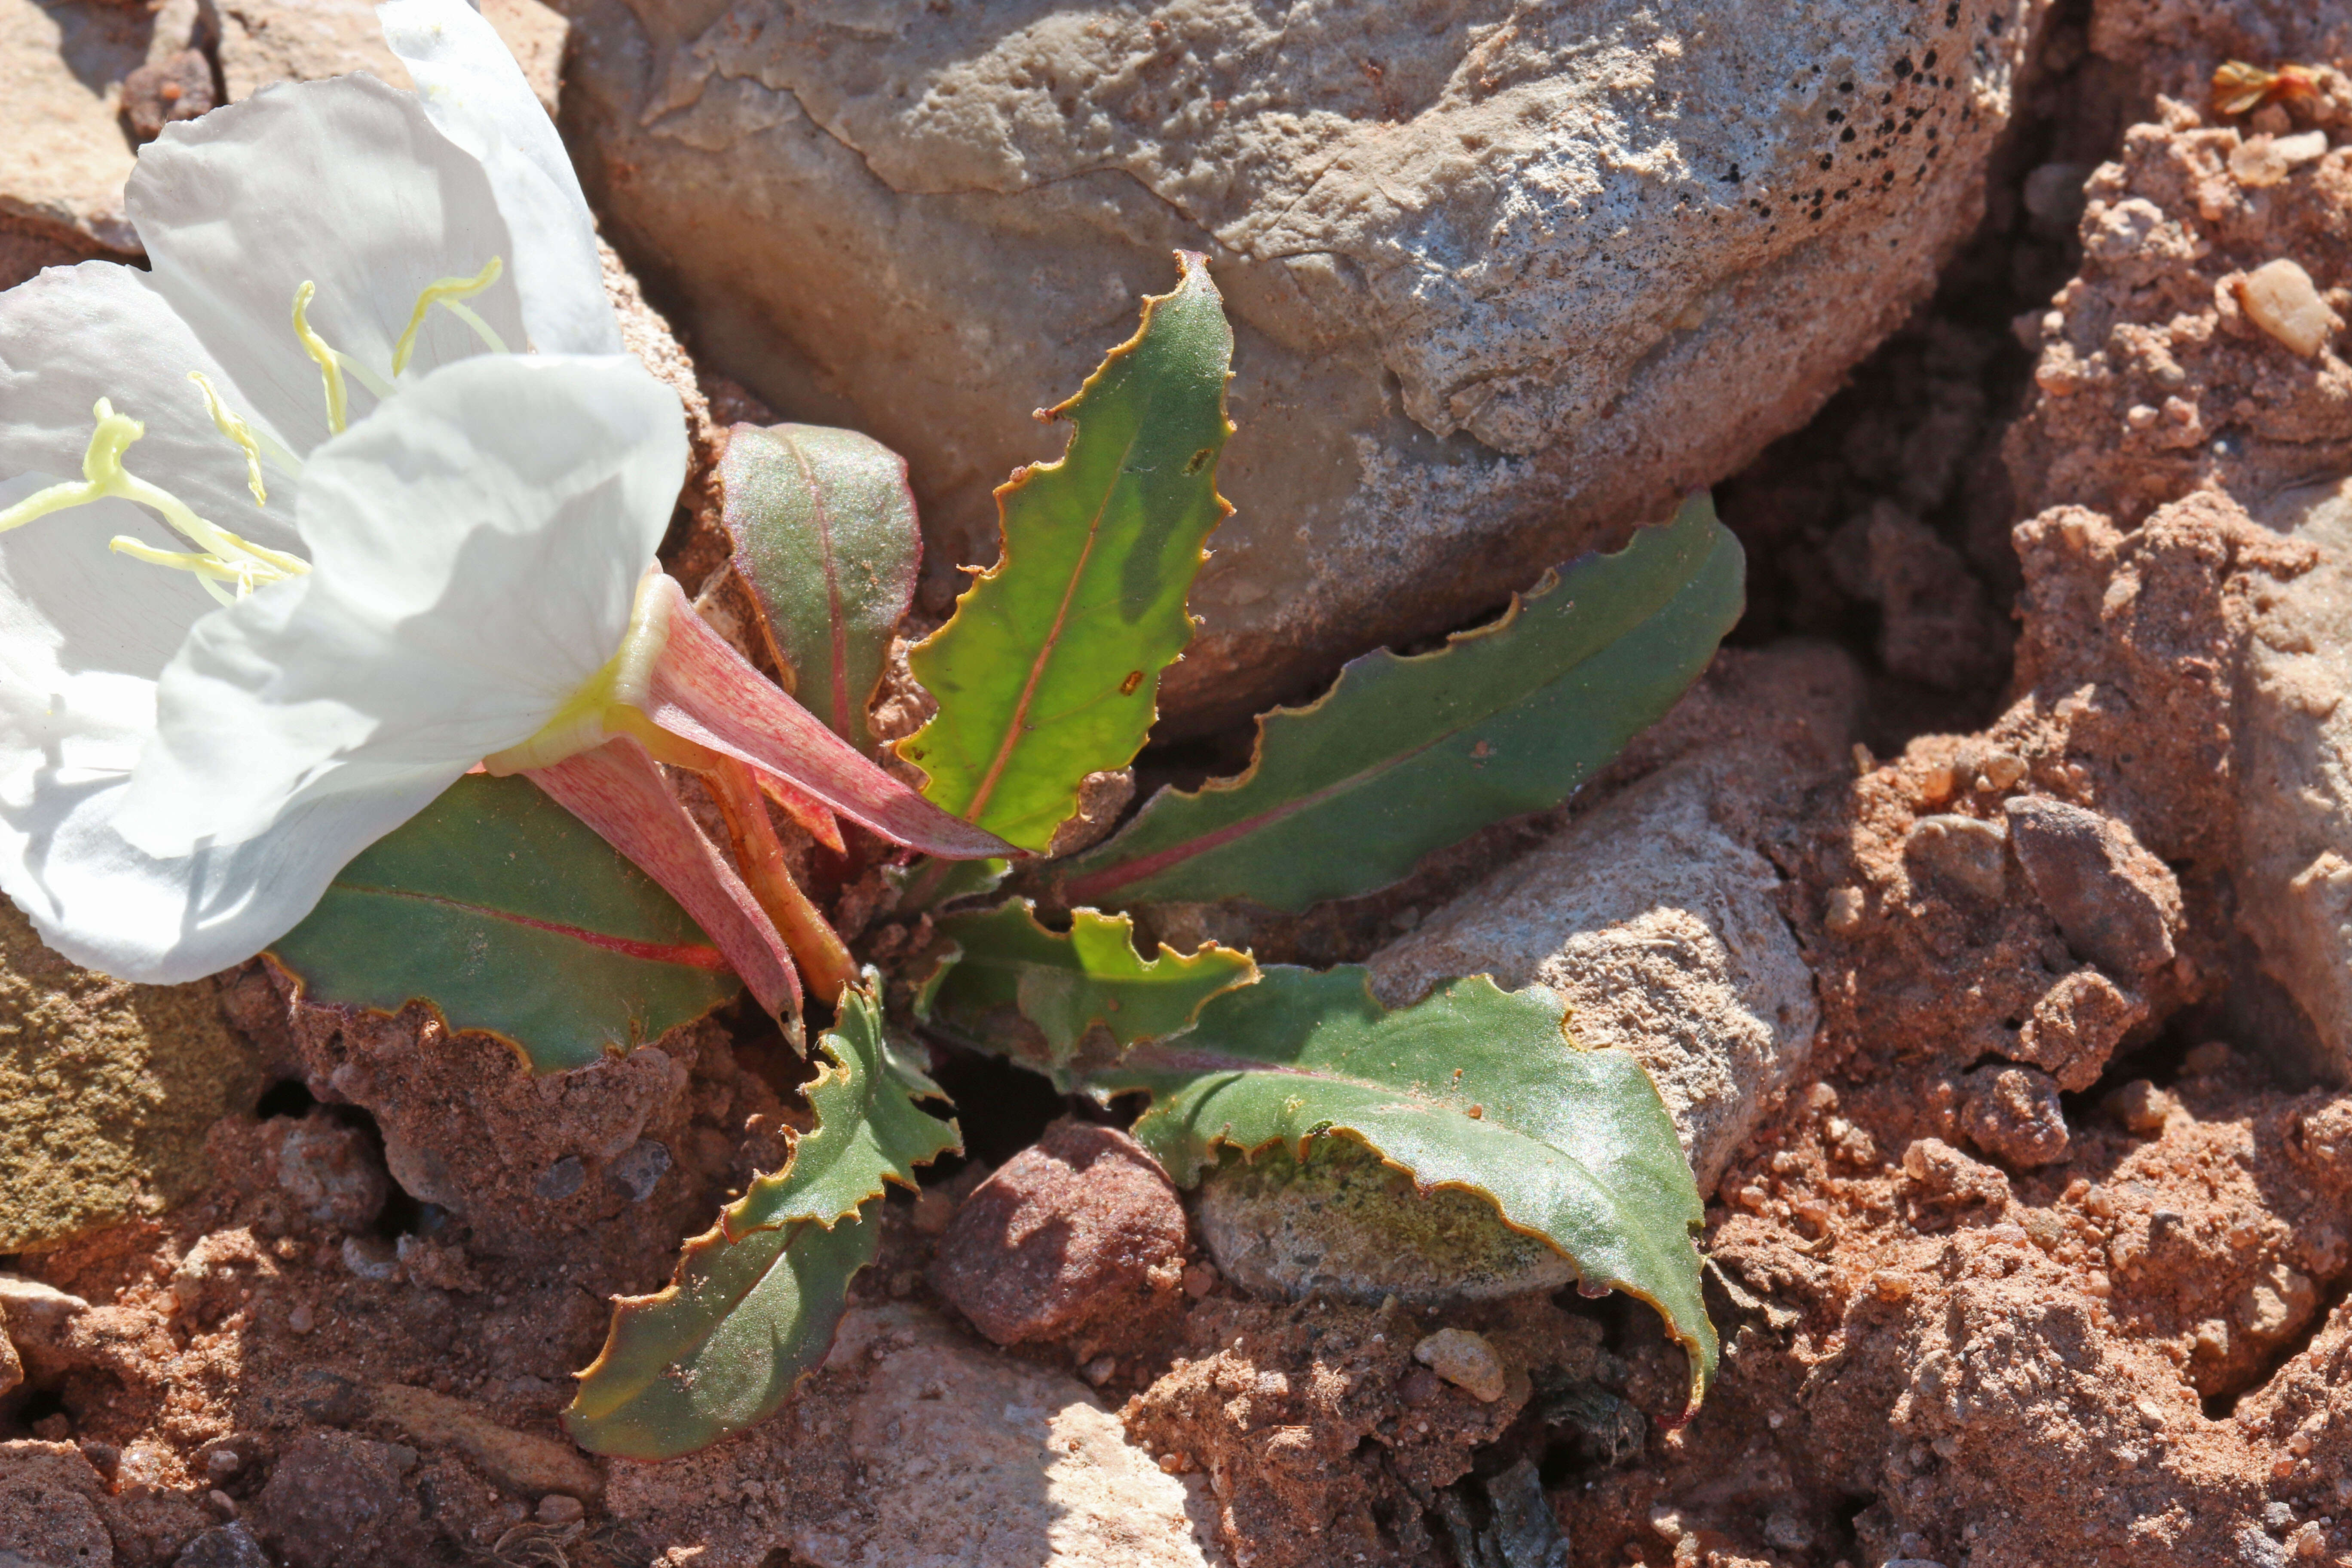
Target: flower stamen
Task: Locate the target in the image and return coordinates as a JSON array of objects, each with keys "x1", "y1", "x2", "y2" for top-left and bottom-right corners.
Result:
[
  {"x1": 0, "y1": 399, "x2": 309, "y2": 602},
  {"x1": 187, "y1": 371, "x2": 269, "y2": 507},
  {"x1": 391, "y1": 257, "x2": 508, "y2": 375},
  {"x1": 291, "y1": 281, "x2": 350, "y2": 435}
]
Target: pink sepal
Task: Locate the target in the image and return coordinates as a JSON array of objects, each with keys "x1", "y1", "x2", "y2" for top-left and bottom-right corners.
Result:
[
  {"x1": 640, "y1": 574, "x2": 1010, "y2": 860},
  {"x1": 526, "y1": 736, "x2": 803, "y2": 1022},
  {"x1": 755, "y1": 769, "x2": 845, "y2": 856}
]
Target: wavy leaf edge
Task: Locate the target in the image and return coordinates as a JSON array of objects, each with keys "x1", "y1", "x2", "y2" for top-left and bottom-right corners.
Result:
[
  {"x1": 1057, "y1": 493, "x2": 1740, "y2": 909},
  {"x1": 895, "y1": 249, "x2": 1236, "y2": 851},
  {"x1": 1094, "y1": 968, "x2": 1718, "y2": 1410}
]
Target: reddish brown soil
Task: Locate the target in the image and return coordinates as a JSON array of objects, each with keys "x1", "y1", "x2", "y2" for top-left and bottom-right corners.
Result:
[{"x1": 7, "y1": 6, "x2": 2352, "y2": 1568}]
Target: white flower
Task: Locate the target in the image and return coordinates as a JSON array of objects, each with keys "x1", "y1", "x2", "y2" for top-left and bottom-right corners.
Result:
[{"x1": 0, "y1": 0, "x2": 1002, "y2": 988}]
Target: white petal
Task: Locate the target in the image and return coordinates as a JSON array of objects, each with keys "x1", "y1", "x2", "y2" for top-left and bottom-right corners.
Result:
[
  {"x1": 5, "y1": 771, "x2": 444, "y2": 984},
  {"x1": 113, "y1": 353, "x2": 687, "y2": 858},
  {"x1": 0, "y1": 263, "x2": 303, "y2": 551},
  {"x1": 0, "y1": 475, "x2": 344, "y2": 983},
  {"x1": 377, "y1": 0, "x2": 619, "y2": 357},
  {"x1": 127, "y1": 74, "x2": 530, "y2": 449}
]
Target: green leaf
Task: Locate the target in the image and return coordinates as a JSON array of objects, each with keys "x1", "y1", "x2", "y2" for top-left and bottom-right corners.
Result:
[
  {"x1": 896, "y1": 251, "x2": 1234, "y2": 852},
  {"x1": 728, "y1": 979, "x2": 961, "y2": 1234},
  {"x1": 561, "y1": 1210, "x2": 876, "y2": 1461},
  {"x1": 270, "y1": 774, "x2": 738, "y2": 1074},
  {"x1": 564, "y1": 980, "x2": 955, "y2": 1459},
  {"x1": 722, "y1": 423, "x2": 922, "y2": 749},
  {"x1": 1059, "y1": 494, "x2": 1744, "y2": 911},
  {"x1": 922, "y1": 900, "x2": 1257, "y2": 1090},
  {"x1": 1088, "y1": 965, "x2": 1717, "y2": 1406}
]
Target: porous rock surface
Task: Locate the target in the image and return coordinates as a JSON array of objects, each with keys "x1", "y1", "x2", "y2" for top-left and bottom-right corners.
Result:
[
  {"x1": 1369, "y1": 640, "x2": 1862, "y2": 1191},
  {"x1": 563, "y1": 0, "x2": 2049, "y2": 730},
  {"x1": 0, "y1": 902, "x2": 258, "y2": 1253}
]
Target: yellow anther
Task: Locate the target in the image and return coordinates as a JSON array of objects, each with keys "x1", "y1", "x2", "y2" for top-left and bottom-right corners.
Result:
[
  {"x1": 187, "y1": 372, "x2": 268, "y2": 508},
  {"x1": 392, "y1": 256, "x2": 507, "y2": 375},
  {"x1": 0, "y1": 399, "x2": 308, "y2": 599},
  {"x1": 291, "y1": 281, "x2": 349, "y2": 435}
]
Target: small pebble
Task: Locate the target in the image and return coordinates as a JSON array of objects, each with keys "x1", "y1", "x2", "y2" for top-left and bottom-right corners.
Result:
[
  {"x1": 287, "y1": 1302, "x2": 316, "y2": 1335},
  {"x1": 207, "y1": 1489, "x2": 239, "y2": 1519},
  {"x1": 536, "y1": 1494, "x2": 585, "y2": 1525},
  {"x1": 604, "y1": 1139, "x2": 673, "y2": 1203},
  {"x1": 2107, "y1": 1078, "x2": 2171, "y2": 1135},
  {"x1": 1905, "y1": 814, "x2": 2008, "y2": 901},
  {"x1": 1181, "y1": 1262, "x2": 1218, "y2": 1299},
  {"x1": 1978, "y1": 750, "x2": 2027, "y2": 789},
  {"x1": 2239, "y1": 259, "x2": 2337, "y2": 357},
  {"x1": 205, "y1": 1449, "x2": 242, "y2": 1482},
  {"x1": 1081, "y1": 1355, "x2": 1118, "y2": 1386},
  {"x1": 1824, "y1": 885, "x2": 1865, "y2": 934},
  {"x1": 534, "y1": 1155, "x2": 587, "y2": 1202},
  {"x1": 340, "y1": 1236, "x2": 401, "y2": 1283},
  {"x1": 1411, "y1": 1326, "x2": 1507, "y2": 1402}
]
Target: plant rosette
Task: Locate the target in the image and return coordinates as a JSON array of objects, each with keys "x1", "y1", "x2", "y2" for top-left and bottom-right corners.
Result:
[{"x1": 0, "y1": 0, "x2": 1006, "y2": 1012}]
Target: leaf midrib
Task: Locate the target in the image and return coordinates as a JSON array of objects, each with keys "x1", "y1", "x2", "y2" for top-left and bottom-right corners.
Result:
[
  {"x1": 963, "y1": 410, "x2": 1153, "y2": 829},
  {"x1": 327, "y1": 883, "x2": 727, "y2": 970}
]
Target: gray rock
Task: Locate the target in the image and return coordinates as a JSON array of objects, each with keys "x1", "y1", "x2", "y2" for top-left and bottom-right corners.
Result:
[
  {"x1": 1198, "y1": 1139, "x2": 1577, "y2": 1306},
  {"x1": 929, "y1": 1120, "x2": 1187, "y2": 1346},
  {"x1": 561, "y1": 0, "x2": 2046, "y2": 731},
  {"x1": 0, "y1": 1440, "x2": 114, "y2": 1568},
  {"x1": 2236, "y1": 475, "x2": 2352, "y2": 1084},
  {"x1": 602, "y1": 1138, "x2": 672, "y2": 1203},
  {"x1": 0, "y1": 0, "x2": 563, "y2": 288},
  {"x1": 251, "y1": 1432, "x2": 432, "y2": 1568},
  {"x1": 1369, "y1": 643, "x2": 1862, "y2": 1191},
  {"x1": 533, "y1": 1155, "x2": 586, "y2": 1201},
  {"x1": 2003, "y1": 796, "x2": 2183, "y2": 976}
]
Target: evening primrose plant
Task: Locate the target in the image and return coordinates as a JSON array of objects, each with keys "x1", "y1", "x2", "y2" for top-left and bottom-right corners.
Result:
[
  {"x1": 0, "y1": 0, "x2": 1740, "y2": 1467},
  {"x1": 565, "y1": 258, "x2": 1745, "y2": 1459},
  {"x1": 0, "y1": 0, "x2": 998, "y2": 1000}
]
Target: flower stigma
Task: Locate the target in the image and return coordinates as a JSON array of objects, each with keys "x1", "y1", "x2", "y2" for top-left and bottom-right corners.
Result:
[
  {"x1": 392, "y1": 257, "x2": 508, "y2": 374},
  {"x1": 290, "y1": 281, "x2": 351, "y2": 435},
  {"x1": 187, "y1": 371, "x2": 271, "y2": 507},
  {"x1": 0, "y1": 400, "x2": 309, "y2": 606}
]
